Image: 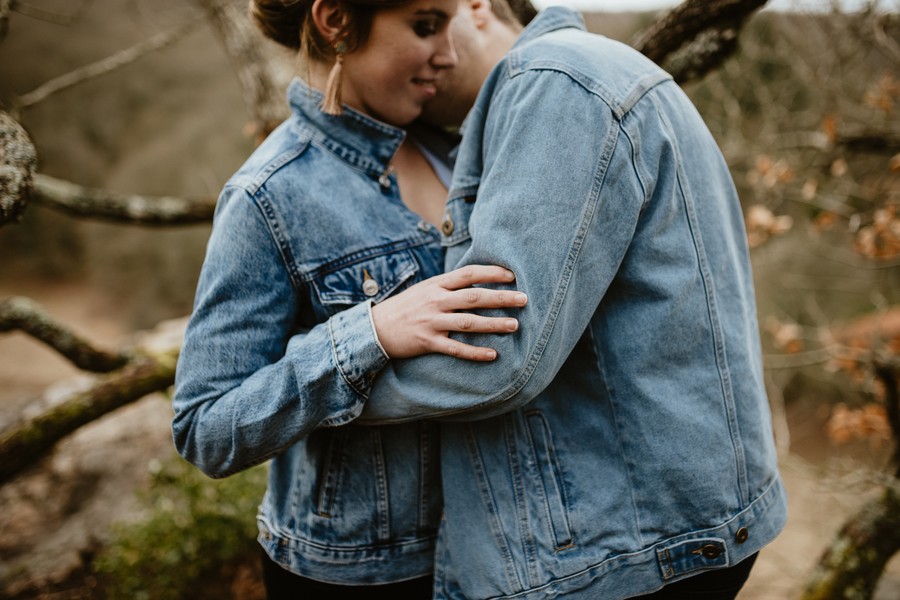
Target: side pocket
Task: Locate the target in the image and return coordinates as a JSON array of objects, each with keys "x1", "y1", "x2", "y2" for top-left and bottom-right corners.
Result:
[
  {"x1": 524, "y1": 410, "x2": 575, "y2": 550},
  {"x1": 315, "y1": 427, "x2": 348, "y2": 517},
  {"x1": 417, "y1": 422, "x2": 443, "y2": 535}
]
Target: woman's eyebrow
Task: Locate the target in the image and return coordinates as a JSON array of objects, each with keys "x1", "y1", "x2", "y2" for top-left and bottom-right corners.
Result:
[{"x1": 414, "y1": 8, "x2": 450, "y2": 18}]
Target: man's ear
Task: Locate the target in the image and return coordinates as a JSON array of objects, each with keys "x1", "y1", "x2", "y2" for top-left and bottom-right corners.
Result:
[
  {"x1": 468, "y1": 0, "x2": 493, "y2": 29},
  {"x1": 311, "y1": 0, "x2": 348, "y2": 45}
]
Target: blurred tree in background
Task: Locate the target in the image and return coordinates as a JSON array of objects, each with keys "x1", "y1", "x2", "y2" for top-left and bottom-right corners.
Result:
[{"x1": 0, "y1": 0, "x2": 898, "y2": 597}]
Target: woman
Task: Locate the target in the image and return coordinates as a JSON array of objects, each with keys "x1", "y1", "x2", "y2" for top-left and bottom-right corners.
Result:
[{"x1": 172, "y1": 0, "x2": 525, "y2": 596}]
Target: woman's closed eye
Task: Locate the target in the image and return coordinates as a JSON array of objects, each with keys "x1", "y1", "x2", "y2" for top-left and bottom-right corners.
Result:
[
  {"x1": 413, "y1": 19, "x2": 439, "y2": 36},
  {"x1": 411, "y1": 10, "x2": 448, "y2": 37}
]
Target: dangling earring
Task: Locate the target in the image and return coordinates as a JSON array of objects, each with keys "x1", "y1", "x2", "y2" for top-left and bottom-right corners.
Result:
[{"x1": 321, "y1": 40, "x2": 347, "y2": 115}]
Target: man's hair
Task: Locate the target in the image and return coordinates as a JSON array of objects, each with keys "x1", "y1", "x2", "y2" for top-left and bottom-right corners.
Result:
[{"x1": 491, "y1": 0, "x2": 530, "y2": 28}]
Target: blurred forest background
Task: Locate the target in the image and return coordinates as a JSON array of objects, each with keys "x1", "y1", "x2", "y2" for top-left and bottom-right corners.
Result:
[{"x1": 0, "y1": 0, "x2": 899, "y2": 598}]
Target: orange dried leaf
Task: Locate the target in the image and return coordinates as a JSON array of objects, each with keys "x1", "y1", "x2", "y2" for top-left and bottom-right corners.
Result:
[
  {"x1": 821, "y1": 114, "x2": 839, "y2": 144},
  {"x1": 813, "y1": 211, "x2": 836, "y2": 232}
]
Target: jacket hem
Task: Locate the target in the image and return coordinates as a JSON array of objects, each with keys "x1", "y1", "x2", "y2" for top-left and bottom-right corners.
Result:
[
  {"x1": 257, "y1": 516, "x2": 436, "y2": 585},
  {"x1": 441, "y1": 475, "x2": 787, "y2": 600}
]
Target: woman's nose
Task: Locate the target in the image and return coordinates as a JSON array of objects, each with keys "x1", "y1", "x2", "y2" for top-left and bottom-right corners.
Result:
[{"x1": 433, "y1": 30, "x2": 458, "y2": 69}]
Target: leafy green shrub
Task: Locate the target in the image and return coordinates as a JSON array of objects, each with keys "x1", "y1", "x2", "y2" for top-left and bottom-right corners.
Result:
[{"x1": 94, "y1": 456, "x2": 267, "y2": 600}]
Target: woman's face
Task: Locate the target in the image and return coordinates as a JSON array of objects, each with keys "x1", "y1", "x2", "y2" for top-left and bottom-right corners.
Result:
[{"x1": 339, "y1": 0, "x2": 459, "y2": 126}]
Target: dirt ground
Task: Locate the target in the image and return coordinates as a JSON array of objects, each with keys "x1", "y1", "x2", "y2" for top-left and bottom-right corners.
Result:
[{"x1": 1, "y1": 280, "x2": 898, "y2": 599}]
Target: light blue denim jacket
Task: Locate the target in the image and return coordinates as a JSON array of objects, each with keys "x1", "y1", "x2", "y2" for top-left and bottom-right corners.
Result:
[
  {"x1": 356, "y1": 8, "x2": 788, "y2": 599},
  {"x1": 172, "y1": 80, "x2": 448, "y2": 584}
]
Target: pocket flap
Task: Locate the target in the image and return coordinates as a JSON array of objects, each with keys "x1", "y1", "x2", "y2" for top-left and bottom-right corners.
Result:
[{"x1": 312, "y1": 250, "x2": 419, "y2": 305}]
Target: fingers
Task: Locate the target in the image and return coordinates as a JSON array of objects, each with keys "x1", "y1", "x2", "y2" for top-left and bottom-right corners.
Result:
[
  {"x1": 437, "y1": 313, "x2": 519, "y2": 334},
  {"x1": 437, "y1": 339, "x2": 499, "y2": 362},
  {"x1": 442, "y1": 287, "x2": 528, "y2": 310},
  {"x1": 440, "y1": 265, "x2": 516, "y2": 289}
]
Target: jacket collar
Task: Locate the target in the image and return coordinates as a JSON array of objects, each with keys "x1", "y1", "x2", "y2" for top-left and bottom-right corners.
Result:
[
  {"x1": 287, "y1": 78, "x2": 406, "y2": 177},
  {"x1": 458, "y1": 7, "x2": 586, "y2": 136},
  {"x1": 512, "y1": 6, "x2": 586, "y2": 50}
]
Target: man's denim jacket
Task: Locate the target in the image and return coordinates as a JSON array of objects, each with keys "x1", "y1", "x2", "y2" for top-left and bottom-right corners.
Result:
[
  {"x1": 172, "y1": 80, "x2": 446, "y2": 584},
  {"x1": 357, "y1": 8, "x2": 788, "y2": 599}
]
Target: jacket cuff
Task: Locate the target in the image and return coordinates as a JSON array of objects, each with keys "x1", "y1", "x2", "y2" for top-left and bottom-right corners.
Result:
[{"x1": 328, "y1": 300, "x2": 390, "y2": 398}]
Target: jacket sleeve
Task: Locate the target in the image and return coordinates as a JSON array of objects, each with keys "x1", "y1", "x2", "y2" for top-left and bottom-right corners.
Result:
[
  {"x1": 172, "y1": 185, "x2": 388, "y2": 477},
  {"x1": 358, "y1": 70, "x2": 646, "y2": 424}
]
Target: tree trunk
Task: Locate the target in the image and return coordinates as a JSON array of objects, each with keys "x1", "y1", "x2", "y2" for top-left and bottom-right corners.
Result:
[
  {"x1": 801, "y1": 365, "x2": 900, "y2": 598},
  {"x1": 800, "y1": 483, "x2": 900, "y2": 600}
]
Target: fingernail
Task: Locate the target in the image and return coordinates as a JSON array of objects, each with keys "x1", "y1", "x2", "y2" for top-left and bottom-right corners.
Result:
[
  {"x1": 485, "y1": 349, "x2": 497, "y2": 360},
  {"x1": 506, "y1": 319, "x2": 518, "y2": 331},
  {"x1": 506, "y1": 270, "x2": 516, "y2": 280},
  {"x1": 515, "y1": 293, "x2": 527, "y2": 305}
]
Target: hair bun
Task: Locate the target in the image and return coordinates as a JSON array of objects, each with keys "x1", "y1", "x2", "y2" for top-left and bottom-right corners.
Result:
[{"x1": 249, "y1": 0, "x2": 305, "y2": 50}]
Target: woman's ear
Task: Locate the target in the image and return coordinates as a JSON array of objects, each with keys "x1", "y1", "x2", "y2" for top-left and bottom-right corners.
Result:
[{"x1": 310, "y1": 0, "x2": 347, "y2": 45}]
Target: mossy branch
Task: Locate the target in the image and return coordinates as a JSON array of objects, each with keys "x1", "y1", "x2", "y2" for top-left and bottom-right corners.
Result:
[
  {"x1": 0, "y1": 296, "x2": 130, "y2": 372},
  {"x1": 0, "y1": 110, "x2": 36, "y2": 226},
  {"x1": 0, "y1": 351, "x2": 178, "y2": 485},
  {"x1": 31, "y1": 174, "x2": 217, "y2": 225},
  {"x1": 800, "y1": 481, "x2": 900, "y2": 600},
  {"x1": 800, "y1": 364, "x2": 900, "y2": 598}
]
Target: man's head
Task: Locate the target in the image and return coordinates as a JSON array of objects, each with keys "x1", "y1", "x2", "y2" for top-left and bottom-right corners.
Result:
[{"x1": 421, "y1": 0, "x2": 522, "y2": 127}]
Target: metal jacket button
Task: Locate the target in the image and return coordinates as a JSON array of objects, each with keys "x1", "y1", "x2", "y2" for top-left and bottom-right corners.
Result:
[
  {"x1": 700, "y1": 544, "x2": 722, "y2": 559},
  {"x1": 378, "y1": 165, "x2": 394, "y2": 189},
  {"x1": 735, "y1": 527, "x2": 749, "y2": 543},
  {"x1": 441, "y1": 214, "x2": 454, "y2": 236},
  {"x1": 362, "y1": 269, "x2": 379, "y2": 297}
]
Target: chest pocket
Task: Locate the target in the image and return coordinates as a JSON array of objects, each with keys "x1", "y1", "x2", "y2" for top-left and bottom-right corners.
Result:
[{"x1": 309, "y1": 249, "x2": 420, "y2": 317}]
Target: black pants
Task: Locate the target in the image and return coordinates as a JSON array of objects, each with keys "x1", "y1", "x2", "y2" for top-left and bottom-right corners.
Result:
[
  {"x1": 260, "y1": 549, "x2": 433, "y2": 599},
  {"x1": 629, "y1": 553, "x2": 758, "y2": 599}
]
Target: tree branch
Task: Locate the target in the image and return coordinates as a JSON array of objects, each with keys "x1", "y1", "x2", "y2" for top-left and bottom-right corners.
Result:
[
  {"x1": 872, "y1": 13, "x2": 900, "y2": 65},
  {"x1": 836, "y1": 131, "x2": 900, "y2": 153},
  {"x1": 800, "y1": 481, "x2": 900, "y2": 600},
  {"x1": 12, "y1": 0, "x2": 93, "y2": 26},
  {"x1": 31, "y1": 173, "x2": 216, "y2": 225},
  {"x1": 875, "y1": 363, "x2": 900, "y2": 477},
  {"x1": 0, "y1": 110, "x2": 35, "y2": 226},
  {"x1": 191, "y1": 0, "x2": 290, "y2": 141},
  {"x1": 0, "y1": 297, "x2": 130, "y2": 372},
  {"x1": 663, "y1": 26, "x2": 741, "y2": 84},
  {"x1": 633, "y1": 0, "x2": 769, "y2": 83},
  {"x1": 0, "y1": 0, "x2": 13, "y2": 43},
  {"x1": 0, "y1": 351, "x2": 177, "y2": 485},
  {"x1": 16, "y1": 19, "x2": 200, "y2": 110}
]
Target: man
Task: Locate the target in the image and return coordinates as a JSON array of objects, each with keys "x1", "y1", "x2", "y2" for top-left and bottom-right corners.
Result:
[{"x1": 365, "y1": 2, "x2": 788, "y2": 598}]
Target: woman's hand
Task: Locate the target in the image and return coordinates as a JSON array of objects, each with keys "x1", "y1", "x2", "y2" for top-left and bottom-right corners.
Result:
[{"x1": 371, "y1": 265, "x2": 527, "y2": 361}]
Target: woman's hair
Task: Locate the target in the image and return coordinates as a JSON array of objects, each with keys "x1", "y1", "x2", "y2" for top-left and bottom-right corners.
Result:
[{"x1": 250, "y1": 0, "x2": 409, "y2": 63}]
